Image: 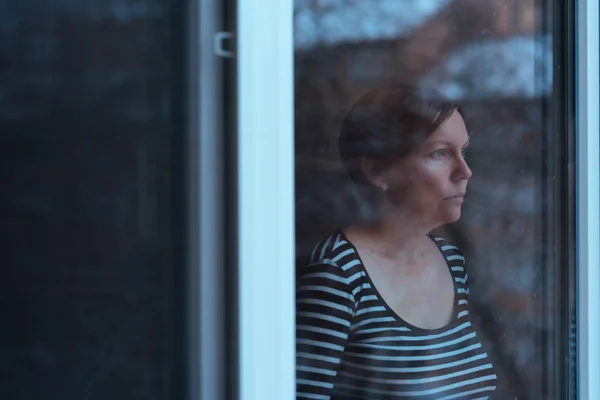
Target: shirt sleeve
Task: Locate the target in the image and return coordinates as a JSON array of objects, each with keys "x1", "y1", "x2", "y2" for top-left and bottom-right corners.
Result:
[{"x1": 296, "y1": 258, "x2": 356, "y2": 399}]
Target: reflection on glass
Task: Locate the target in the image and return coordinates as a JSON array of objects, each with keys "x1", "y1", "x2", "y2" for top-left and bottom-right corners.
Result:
[
  {"x1": 294, "y1": 0, "x2": 575, "y2": 399},
  {"x1": 297, "y1": 85, "x2": 497, "y2": 399}
]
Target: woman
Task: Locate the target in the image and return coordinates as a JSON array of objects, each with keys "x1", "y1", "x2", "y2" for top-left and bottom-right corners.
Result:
[{"x1": 296, "y1": 84, "x2": 497, "y2": 399}]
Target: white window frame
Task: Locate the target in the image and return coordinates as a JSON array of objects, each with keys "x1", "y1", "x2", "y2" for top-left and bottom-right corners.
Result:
[
  {"x1": 237, "y1": 1, "x2": 600, "y2": 399},
  {"x1": 577, "y1": 0, "x2": 600, "y2": 399},
  {"x1": 237, "y1": 1, "x2": 295, "y2": 400}
]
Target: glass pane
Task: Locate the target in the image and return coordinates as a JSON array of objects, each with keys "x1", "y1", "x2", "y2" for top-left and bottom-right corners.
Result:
[
  {"x1": 0, "y1": 1, "x2": 187, "y2": 398},
  {"x1": 294, "y1": 0, "x2": 575, "y2": 399}
]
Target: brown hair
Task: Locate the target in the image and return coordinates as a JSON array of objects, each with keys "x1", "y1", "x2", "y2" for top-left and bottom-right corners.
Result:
[{"x1": 338, "y1": 84, "x2": 460, "y2": 189}]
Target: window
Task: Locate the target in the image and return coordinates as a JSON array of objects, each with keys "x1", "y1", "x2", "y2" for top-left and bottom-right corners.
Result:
[
  {"x1": 3, "y1": 0, "x2": 598, "y2": 398},
  {"x1": 239, "y1": 0, "x2": 598, "y2": 399}
]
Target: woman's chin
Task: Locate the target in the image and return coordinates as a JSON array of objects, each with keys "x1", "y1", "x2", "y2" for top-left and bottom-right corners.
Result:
[{"x1": 442, "y1": 208, "x2": 462, "y2": 224}]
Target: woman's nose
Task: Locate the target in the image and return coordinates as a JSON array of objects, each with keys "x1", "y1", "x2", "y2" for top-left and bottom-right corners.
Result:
[{"x1": 455, "y1": 156, "x2": 472, "y2": 180}]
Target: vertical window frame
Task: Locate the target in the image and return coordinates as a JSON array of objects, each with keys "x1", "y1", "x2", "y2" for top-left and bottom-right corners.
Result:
[
  {"x1": 237, "y1": 0, "x2": 296, "y2": 399},
  {"x1": 576, "y1": 0, "x2": 600, "y2": 399}
]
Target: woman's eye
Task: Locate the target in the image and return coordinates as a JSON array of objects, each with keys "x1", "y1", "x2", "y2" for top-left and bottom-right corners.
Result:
[
  {"x1": 461, "y1": 148, "x2": 468, "y2": 157},
  {"x1": 434, "y1": 149, "x2": 446, "y2": 157}
]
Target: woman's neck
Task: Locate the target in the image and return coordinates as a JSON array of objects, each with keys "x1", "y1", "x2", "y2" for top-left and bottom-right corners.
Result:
[{"x1": 350, "y1": 203, "x2": 439, "y2": 259}]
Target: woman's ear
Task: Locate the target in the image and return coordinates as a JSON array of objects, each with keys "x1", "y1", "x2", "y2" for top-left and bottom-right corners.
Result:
[{"x1": 361, "y1": 158, "x2": 388, "y2": 191}]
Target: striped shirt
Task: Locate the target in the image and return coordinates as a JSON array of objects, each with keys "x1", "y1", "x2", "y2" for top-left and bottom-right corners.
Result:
[{"x1": 296, "y1": 231, "x2": 497, "y2": 399}]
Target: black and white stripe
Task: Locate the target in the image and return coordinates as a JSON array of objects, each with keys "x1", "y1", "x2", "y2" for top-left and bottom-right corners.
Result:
[{"x1": 296, "y1": 232, "x2": 497, "y2": 399}]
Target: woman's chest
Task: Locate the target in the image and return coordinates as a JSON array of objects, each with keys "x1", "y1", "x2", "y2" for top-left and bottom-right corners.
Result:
[
  {"x1": 335, "y1": 322, "x2": 497, "y2": 399},
  {"x1": 360, "y1": 253, "x2": 456, "y2": 330}
]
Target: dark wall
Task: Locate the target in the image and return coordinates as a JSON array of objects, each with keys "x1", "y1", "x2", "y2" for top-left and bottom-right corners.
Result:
[{"x1": 0, "y1": 1, "x2": 186, "y2": 399}]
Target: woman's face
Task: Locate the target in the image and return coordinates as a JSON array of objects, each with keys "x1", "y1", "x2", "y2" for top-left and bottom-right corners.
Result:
[{"x1": 382, "y1": 110, "x2": 472, "y2": 226}]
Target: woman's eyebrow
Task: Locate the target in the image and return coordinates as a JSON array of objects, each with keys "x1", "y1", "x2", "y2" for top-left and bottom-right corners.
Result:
[
  {"x1": 427, "y1": 141, "x2": 451, "y2": 146},
  {"x1": 427, "y1": 140, "x2": 469, "y2": 147}
]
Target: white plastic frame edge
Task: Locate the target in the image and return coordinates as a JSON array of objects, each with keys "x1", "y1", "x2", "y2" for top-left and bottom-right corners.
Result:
[
  {"x1": 238, "y1": 0, "x2": 296, "y2": 399},
  {"x1": 577, "y1": 0, "x2": 600, "y2": 398}
]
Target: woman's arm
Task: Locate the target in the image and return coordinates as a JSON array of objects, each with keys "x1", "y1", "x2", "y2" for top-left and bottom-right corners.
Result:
[{"x1": 296, "y1": 259, "x2": 355, "y2": 399}]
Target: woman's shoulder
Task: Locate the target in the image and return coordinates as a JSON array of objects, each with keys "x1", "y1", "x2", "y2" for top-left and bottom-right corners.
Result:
[
  {"x1": 307, "y1": 230, "x2": 357, "y2": 264},
  {"x1": 297, "y1": 231, "x2": 365, "y2": 290},
  {"x1": 428, "y1": 234, "x2": 468, "y2": 277},
  {"x1": 428, "y1": 234, "x2": 465, "y2": 256}
]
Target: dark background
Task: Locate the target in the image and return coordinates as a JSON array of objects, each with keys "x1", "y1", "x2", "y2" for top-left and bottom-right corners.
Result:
[{"x1": 0, "y1": 1, "x2": 187, "y2": 398}]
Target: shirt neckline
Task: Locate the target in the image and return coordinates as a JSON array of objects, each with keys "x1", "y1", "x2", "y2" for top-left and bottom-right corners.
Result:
[{"x1": 337, "y1": 229, "x2": 461, "y2": 334}]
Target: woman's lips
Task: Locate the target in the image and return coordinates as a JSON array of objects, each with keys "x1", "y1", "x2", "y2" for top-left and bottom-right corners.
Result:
[
  {"x1": 444, "y1": 193, "x2": 465, "y2": 203},
  {"x1": 445, "y1": 193, "x2": 466, "y2": 199}
]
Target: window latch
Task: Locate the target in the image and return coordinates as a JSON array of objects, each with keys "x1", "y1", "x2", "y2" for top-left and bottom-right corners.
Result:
[{"x1": 214, "y1": 32, "x2": 233, "y2": 58}]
